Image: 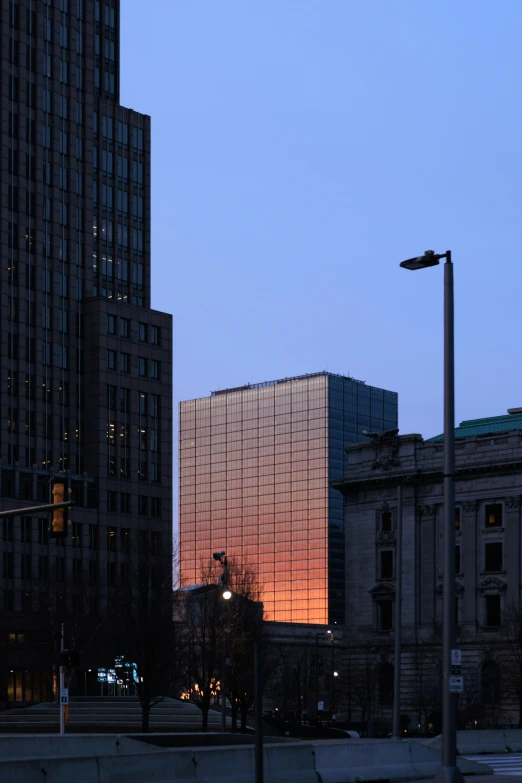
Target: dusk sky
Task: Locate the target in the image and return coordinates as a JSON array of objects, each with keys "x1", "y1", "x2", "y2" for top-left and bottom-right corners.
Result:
[{"x1": 121, "y1": 0, "x2": 522, "y2": 460}]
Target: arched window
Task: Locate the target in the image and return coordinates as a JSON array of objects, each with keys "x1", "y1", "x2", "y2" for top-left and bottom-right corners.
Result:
[
  {"x1": 481, "y1": 660, "x2": 501, "y2": 705},
  {"x1": 378, "y1": 662, "x2": 394, "y2": 705}
]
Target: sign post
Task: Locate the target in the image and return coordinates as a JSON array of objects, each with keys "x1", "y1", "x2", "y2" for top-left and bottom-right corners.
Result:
[{"x1": 449, "y1": 650, "x2": 463, "y2": 694}]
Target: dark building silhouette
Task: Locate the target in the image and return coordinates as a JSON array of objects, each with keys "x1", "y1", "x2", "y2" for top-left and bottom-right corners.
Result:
[
  {"x1": 0, "y1": 0, "x2": 172, "y2": 705},
  {"x1": 179, "y1": 372, "x2": 397, "y2": 625}
]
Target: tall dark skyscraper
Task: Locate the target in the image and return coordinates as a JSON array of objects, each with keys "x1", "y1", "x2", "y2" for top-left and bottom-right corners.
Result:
[
  {"x1": 0, "y1": 0, "x2": 172, "y2": 704},
  {"x1": 179, "y1": 372, "x2": 397, "y2": 624}
]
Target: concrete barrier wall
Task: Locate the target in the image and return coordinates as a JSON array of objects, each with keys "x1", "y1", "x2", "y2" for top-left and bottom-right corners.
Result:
[
  {"x1": 0, "y1": 734, "x2": 157, "y2": 759},
  {"x1": 0, "y1": 737, "x2": 495, "y2": 783}
]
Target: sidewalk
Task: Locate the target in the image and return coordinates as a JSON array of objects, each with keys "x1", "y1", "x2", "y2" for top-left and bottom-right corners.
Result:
[{"x1": 397, "y1": 777, "x2": 514, "y2": 783}]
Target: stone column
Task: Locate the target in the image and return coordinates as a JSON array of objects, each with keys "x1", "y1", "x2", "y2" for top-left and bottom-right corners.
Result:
[
  {"x1": 505, "y1": 496, "x2": 521, "y2": 606},
  {"x1": 461, "y1": 500, "x2": 478, "y2": 629}
]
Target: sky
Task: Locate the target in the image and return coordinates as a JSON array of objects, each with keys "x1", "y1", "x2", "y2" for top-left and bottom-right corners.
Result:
[{"x1": 120, "y1": 0, "x2": 522, "y2": 451}]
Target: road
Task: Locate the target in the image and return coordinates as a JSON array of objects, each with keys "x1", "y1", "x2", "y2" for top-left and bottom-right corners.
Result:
[{"x1": 465, "y1": 753, "x2": 522, "y2": 777}]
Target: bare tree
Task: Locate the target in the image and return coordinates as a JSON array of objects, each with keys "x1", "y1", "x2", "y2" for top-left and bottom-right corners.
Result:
[
  {"x1": 177, "y1": 557, "x2": 264, "y2": 731},
  {"x1": 179, "y1": 583, "x2": 226, "y2": 730},
  {"x1": 115, "y1": 548, "x2": 178, "y2": 732},
  {"x1": 502, "y1": 604, "x2": 522, "y2": 727},
  {"x1": 349, "y1": 640, "x2": 380, "y2": 736},
  {"x1": 410, "y1": 632, "x2": 442, "y2": 732}
]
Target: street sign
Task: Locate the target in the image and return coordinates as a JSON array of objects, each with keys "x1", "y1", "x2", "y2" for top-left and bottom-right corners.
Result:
[
  {"x1": 451, "y1": 649, "x2": 462, "y2": 665},
  {"x1": 60, "y1": 688, "x2": 69, "y2": 705},
  {"x1": 449, "y1": 675, "x2": 464, "y2": 693}
]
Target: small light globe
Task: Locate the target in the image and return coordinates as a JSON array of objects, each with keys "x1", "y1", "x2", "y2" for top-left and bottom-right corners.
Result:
[
  {"x1": 223, "y1": 589, "x2": 232, "y2": 600},
  {"x1": 333, "y1": 671, "x2": 339, "y2": 677}
]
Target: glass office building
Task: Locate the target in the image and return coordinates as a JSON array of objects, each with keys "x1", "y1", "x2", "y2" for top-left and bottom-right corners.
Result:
[{"x1": 179, "y1": 372, "x2": 397, "y2": 624}]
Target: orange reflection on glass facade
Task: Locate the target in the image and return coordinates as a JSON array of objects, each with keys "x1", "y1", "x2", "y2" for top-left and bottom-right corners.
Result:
[{"x1": 179, "y1": 372, "x2": 397, "y2": 624}]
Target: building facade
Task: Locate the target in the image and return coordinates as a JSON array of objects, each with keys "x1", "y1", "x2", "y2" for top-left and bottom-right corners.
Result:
[
  {"x1": 333, "y1": 411, "x2": 522, "y2": 730},
  {"x1": 179, "y1": 372, "x2": 397, "y2": 625},
  {"x1": 0, "y1": 0, "x2": 172, "y2": 705}
]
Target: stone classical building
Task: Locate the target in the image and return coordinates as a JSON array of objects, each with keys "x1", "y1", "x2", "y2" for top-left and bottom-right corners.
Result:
[{"x1": 333, "y1": 410, "x2": 522, "y2": 732}]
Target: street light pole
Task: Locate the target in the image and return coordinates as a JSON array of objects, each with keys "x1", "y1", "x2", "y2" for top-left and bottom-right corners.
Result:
[{"x1": 400, "y1": 249, "x2": 463, "y2": 783}]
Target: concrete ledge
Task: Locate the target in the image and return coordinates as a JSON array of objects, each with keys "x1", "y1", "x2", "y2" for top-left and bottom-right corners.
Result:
[{"x1": 426, "y1": 728, "x2": 522, "y2": 755}]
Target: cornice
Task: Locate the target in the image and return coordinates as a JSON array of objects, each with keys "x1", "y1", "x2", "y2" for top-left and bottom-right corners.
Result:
[{"x1": 333, "y1": 459, "x2": 522, "y2": 494}]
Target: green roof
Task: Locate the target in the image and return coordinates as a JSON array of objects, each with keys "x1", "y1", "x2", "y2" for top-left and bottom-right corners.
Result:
[{"x1": 427, "y1": 412, "x2": 522, "y2": 442}]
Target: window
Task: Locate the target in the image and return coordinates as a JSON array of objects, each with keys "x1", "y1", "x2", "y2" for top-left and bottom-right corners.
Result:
[
  {"x1": 138, "y1": 496, "x2": 148, "y2": 516},
  {"x1": 151, "y1": 530, "x2": 161, "y2": 553},
  {"x1": 21, "y1": 554, "x2": 32, "y2": 580},
  {"x1": 107, "y1": 526, "x2": 116, "y2": 551},
  {"x1": 72, "y1": 522, "x2": 82, "y2": 548},
  {"x1": 455, "y1": 508, "x2": 461, "y2": 530},
  {"x1": 150, "y1": 395, "x2": 160, "y2": 419},
  {"x1": 108, "y1": 314, "x2": 116, "y2": 334},
  {"x1": 107, "y1": 562, "x2": 116, "y2": 587},
  {"x1": 73, "y1": 558, "x2": 82, "y2": 584},
  {"x1": 107, "y1": 350, "x2": 116, "y2": 369},
  {"x1": 117, "y1": 121, "x2": 129, "y2": 146},
  {"x1": 139, "y1": 358, "x2": 147, "y2": 377},
  {"x1": 119, "y1": 318, "x2": 129, "y2": 338},
  {"x1": 150, "y1": 360, "x2": 160, "y2": 380},
  {"x1": 150, "y1": 326, "x2": 160, "y2": 345},
  {"x1": 120, "y1": 526, "x2": 130, "y2": 551},
  {"x1": 38, "y1": 518, "x2": 48, "y2": 545},
  {"x1": 139, "y1": 393, "x2": 147, "y2": 415},
  {"x1": 378, "y1": 601, "x2": 393, "y2": 631},
  {"x1": 150, "y1": 462, "x2": 161, "y2": 483},
  {"x1": 380, "y1": 550, "x2": 393, "y2": 579},
  {"x1": 485, "y1": 542, "x2": 503, "y2": 573},
  {"x1": 485, "y1": 503, "x2": 503, "y2": 528},
  {"x1": 3, "y1": 552, "x2": 14, "y2": 579},
  {"x1": 119, "y1": 353, "x2": 129, "y2": 372},
  {"x1": 455, "y1": 545, "x2": 461, "y2": 575},
  {"x1": 481, "y1": 660, "x2": 501, "y2": 703},
  {"x1": 117, "y1": 156, "x2": 128, "y2": 181},
  {"x1": 89, "y1": 524, "x2": 98, "y2": 550},
  {"x1": 107, "y1": 491, "x2": 116, "y2": 512},
  {"x1": 151, "y1": 498, "x2": 161, "y2": 518},
  {"x1": 121, "y1": 494, "x2": 130, "y2": 515},
  {"x1": 89, "y1": 560, "x2": 98, "y2": 586},
  {"x1": 119, "y1": 387, "x2": 130, "y2": 412},
  {"x1": 378, "y1": 663, "x2": 394, "y2": 705},
  {"x1": 21, "y1": 517, "x2": 31, "y2": 544},
  {"x1": 59, "y1": 95, "x2": 68, "y2": 119},
  {"x1": 139, "y1": 323, "x2": 147, "y2": 341},
  {"x1": 60, "y1": 24, "x2": 68, "y2": 48}
]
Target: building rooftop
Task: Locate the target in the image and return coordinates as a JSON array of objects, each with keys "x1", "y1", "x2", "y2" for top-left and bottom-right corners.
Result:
[
  {"x1": 211, "y1": 371, "x2": 364, "y2": 396},
  {"x1": 427, "y1": 411, "x2": 522, "y2": 442}
]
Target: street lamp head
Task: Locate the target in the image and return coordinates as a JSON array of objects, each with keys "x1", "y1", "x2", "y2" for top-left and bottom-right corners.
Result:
[
  {"x1": 333, "y1": 671, "x2": 339, "y2": 677},
  {"x1": 400, "y1": 250, "x2": 440, "y2": 271},
  {"x1": 326, "y1": 629, "x2": 332, "y2": 635},
  {"x1": 223, "y1": 589, "x2": 232, "y2": 600},
  {"x1": 213, "y1": 551, "x2": 226, "y2": 562}
]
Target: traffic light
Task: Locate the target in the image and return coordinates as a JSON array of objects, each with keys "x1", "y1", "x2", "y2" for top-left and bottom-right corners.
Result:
[
  {"x1": 60, "y1": 650, "x2": 80, "y2": 667},
  {"x1": 49, "y1": 481, "x2": 68, "y2": 538}
]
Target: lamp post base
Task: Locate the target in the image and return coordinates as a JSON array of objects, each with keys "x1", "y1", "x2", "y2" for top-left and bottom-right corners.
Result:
[{"x1": 433, "y1": 765, "x2": 465, "y2": 783}]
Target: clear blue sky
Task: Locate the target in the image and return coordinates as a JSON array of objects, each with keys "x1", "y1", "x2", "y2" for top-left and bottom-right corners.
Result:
[{"x1": 121, "y1": 0, "x2": 522, "y2": 443}]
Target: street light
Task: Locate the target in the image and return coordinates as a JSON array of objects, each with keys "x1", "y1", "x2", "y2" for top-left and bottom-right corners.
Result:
[
  {"x1": 400, "y1": 249, "x2": 463, "y2": 783},
  {"x1": 223, "y1": 590, "x2": 232, "y2": 600}
]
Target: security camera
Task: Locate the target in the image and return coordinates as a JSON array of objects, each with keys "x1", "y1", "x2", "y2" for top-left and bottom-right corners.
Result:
[{"x1": 213, "y1": 551, "x2": 225, "y2": 561}]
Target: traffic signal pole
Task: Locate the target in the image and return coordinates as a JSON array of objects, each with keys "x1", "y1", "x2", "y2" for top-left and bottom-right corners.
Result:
[
  {"x1": 60, "y1": 623, "x2": 65, "y2": 737},
  {"x1": 0, "y1": 501, "x2": 73, "y2": 518}
]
